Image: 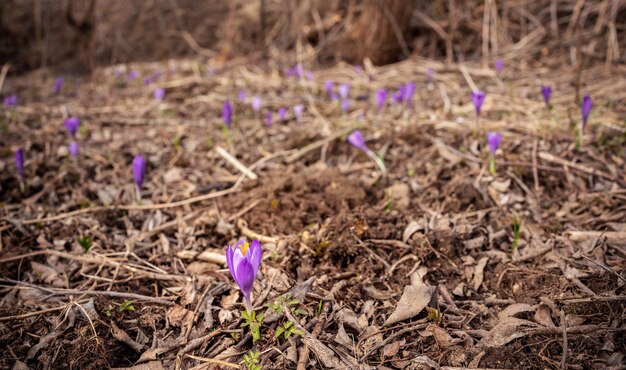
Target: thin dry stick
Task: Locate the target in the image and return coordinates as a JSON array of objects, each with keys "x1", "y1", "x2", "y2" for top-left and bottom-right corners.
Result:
[
  {"x1": 215, "y1": 146, "x2": 258, "y2": 180},
  {"x1": 0, "y1": 278, "x2": 176, "y2": 306},
  {"x1": 0, "y1": 302, "x2": 77, "y2": 322},
  {"x1": 0, "y1": 63, "x2": 10, "y2": 94},
  {"x1": 459, "y1": 64, "x2": 479, "y2": 92},
  {"x1": 560, "y1": 310, "x2": 568, "y2": 370},
  {"x1": 185, "y1": 354, "x2": 239, "y2": 369}
]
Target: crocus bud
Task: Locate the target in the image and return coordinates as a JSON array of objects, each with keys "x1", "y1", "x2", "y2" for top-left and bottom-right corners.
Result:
[
  {"x1": 154, "y1": 88, "x2": 165, "y2": 101},
  {"x1": 471, "y1": 90, "x2": 487, "y2": 116},
  {"x1": 222, "y1": 100, "x2": 233, "y2": 128},
  {"x1": 266, "y1": 112, "x2": 273, "y2": 128},
  {"x1": 426, "y1": 67, "x2": 434, "y2": 82},
  {"x1": 53, "y1": 77, "x2": 64, "y2": 94},
  {"x1": 581, "y1": 94, "x2": 592, "y2": 132},
  {"x1": 133, "y1": 155, "x2": 146, "y2": 195},
  {"x1": 348, "y1": 130, "x2": 368, "y2": 152},
  {"x1": 226, "y1": 240, "x2": 262, "y2": 312},
  {"x1": 15, "y1": 148, "x2": 24, "y2": 182},
  {"x1": 69, "y1": 141, "x2": 79, "y2": 161},
  {"x1": 251, "y1": 96, "x2": 262, "y2": 115},
  {"x1": 376, "y1": 89, "x2": 387, "y2": 112},
  {"x1": 278, "y1": 107, "x2": 287, "y2": 122},
  {"x1": 65, "y1": 117, "x2": 80, "y2": 138},
  {"x1": 495, "y1": 59, "x2": 504, "y2": 74},
  {"x1": 541, "y1": 85, "x2": 552, "y2": 108},
  {"x1": 293, "y1": 104, "x2": 304, "y2": 122},
  {"x1": 4, "y1": 95, "x2": 18, "y2": 108},
  {"x1": 403, "y1": 82, "x2": 416, "y2": 107},
  {"x1": 487, "y1": 132, "x2": 502, "y2": 155},
  {"x1": 341, "y1": 99, "x2": 349, "y2": 113},
  {"x1": 338, "y1": 83, "x2": 350, "y2": 100}
]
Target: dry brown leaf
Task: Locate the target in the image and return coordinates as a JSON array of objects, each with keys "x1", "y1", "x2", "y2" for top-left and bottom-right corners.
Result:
[
  {"x1": 479, "y1": 317, "x2": 536, "y2": 347},
  {"x1": 181, "y1": 282, "x2": 196, "y2": 306},
  {"x1": 428, "y1": 324, "x2": 462, "y2": 348},
  {"x1": 472, "y1": 256, "x2": 489, "y2": 291},
  {"x1": 363, "y1": 284, "x2": 397, "y2": 300},
  {"x1": 382, "y1": 339, "x2": 404, "y2": 357},
  {"x1": 497, "y1": 303, "x2": 534, "y2": 320},
  {"x1": 384, "y1": 285, "x2": 435, "y2": 326},
  {"x1": 30, "y1": 261, "x2": 67, "y2": 288},
  {"x1": 137, "y1": 348, "x2": 167, "y2": 363},
  {"x1": 402, "y1": 220, "x2": 424, "y2": 243},
  {"x1": 334, "y1": 323, "x2": 353, "y2": 348},
  {"x1": 166, "y1": 305, "x2": 193, "y2": 327},
  {"x1": 534, "y1": 304, "x2": 556, "y2": 328}
]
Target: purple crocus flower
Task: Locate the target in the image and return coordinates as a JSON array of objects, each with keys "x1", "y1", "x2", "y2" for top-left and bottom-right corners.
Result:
[
  {"x1": 487, "y1": 132, "x2": 502, "y2": 154},
  {"x1": 541, "y1": 85, "x2": 552, "y2": 108},
  {"x1": 471, "y1": 90, "x2": 487, "y2": 116},
  {"x1": 127, "y1": 71, "x2": 139, "y2": 81},
  {"x1": 68, "y1": 141, "x2": 79, "y2": 161},
  {"x1": 581, "y1": 94, "x2": 592, "y2": 131},
  {"x1": 338, "y1": 83, "x2": 351, "y2": 100},
  {"x1": 222, "y1": 100, "x2": 233, "y2": 128},
  {"x1": 341, "y1": 99, "x2": 349, "y2": 113},
  {"x1": 376, "y1": 89, "x2": 387, "y2": 112},
  {"x1": 266, "y1": 112, "x2": 273, "y2": 128},
  {"x1": 15, "y1": 148, "x2": 24, "y2": 182},
  {"x1": 53, "y1": 77, "x2": 64, "y2": 93},
  {"x1": 426, "y1": 67, "x2": 434, "y2": 82},
  {"x1": 64, "y1": 117, "x2": 80, "y2": 138},
  {"x1": 278, "y1": 107, "x2": 287, "y2": 122},
  {"x1": 4, "y1": 95, "x2": 18, "y2": 108},
  {"x1": 403, "y1": 82, "x2": 416, "y2": 107},
  {"x1": 495, "y1": 59, "x2": 504, "y2": 74},
  {"x1": 348, "y1": 130, "x2": 368, "y2": 152},
  {"x1": 154, "y1": 87, "x2": 165, "y2": 101},
  {"x1": 293, "y1": 104, "x2": 304, "y2": 122},
  {"x1": 238, "y1": 90, "x2": 247, "y2": 102},
  {"x1": 251, "y1": 96, "x2": 262, "y2": 115},
  {"x1": 226, "y1": 240, "x2": 262, "y2": 312},
  {"x1": 132, "y1": 155, "x2": 146, "y2": 195},
  {"x1": 305, "y1": 71, "x2": 314, "y2": 81}
]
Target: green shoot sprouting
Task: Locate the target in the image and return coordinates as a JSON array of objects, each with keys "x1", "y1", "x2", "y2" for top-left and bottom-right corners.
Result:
[
  {"x1": 77, "y1": 236, "x2": 93, "y2": 252},
  {"x1": 241, "y1": 310, "x2": 264, "y2": 344},
  {"x1": 242, "y1": 350, "x2": 262, "y2": 370},
  {"x1": 274, "y1": 320, "x2": 303, "y2": 341},
  {"x1": 118, "y1": 300, "x2": 135, "y2": 312}
]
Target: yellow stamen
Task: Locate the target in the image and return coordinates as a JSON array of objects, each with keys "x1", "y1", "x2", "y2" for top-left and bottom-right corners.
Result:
[{"x1": 240, "y1": 241, "x2": 250, "y2": 255}]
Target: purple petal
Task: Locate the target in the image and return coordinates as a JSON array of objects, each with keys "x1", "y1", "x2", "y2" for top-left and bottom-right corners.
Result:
[
  {"x1": 247, "y1": 240, "x2": 263, "y2": 275},
  {"x1": 15, "y1": 148, "x2": 24, "y2": 179},
  {"x1": 235, "y1": 259, "x2": 255, "y2": 298},
  {"x1": 348, "y1": 130, "x2": 368, "y2": 152},
  {"x1": 226, "y1": 244, "x2": 235, "y2": 280},
  {"x1": 133, "y1": 155, "x2": 146, "y2": 190}
]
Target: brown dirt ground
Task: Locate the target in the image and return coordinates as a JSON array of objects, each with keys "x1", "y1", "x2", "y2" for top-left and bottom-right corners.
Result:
[{"x1": 0, "y1": 57, "x2": 625, "y2": 369}]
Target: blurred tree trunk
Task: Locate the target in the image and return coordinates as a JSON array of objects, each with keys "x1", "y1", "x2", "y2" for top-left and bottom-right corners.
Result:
[{"x1": 342, "y1": 0, "x2": 414, "y2": 65}]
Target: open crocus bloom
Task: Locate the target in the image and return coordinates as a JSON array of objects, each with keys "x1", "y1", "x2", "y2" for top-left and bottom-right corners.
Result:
[{"x1": 226, "y1": 240, "x2": 262, "y2": 312}]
